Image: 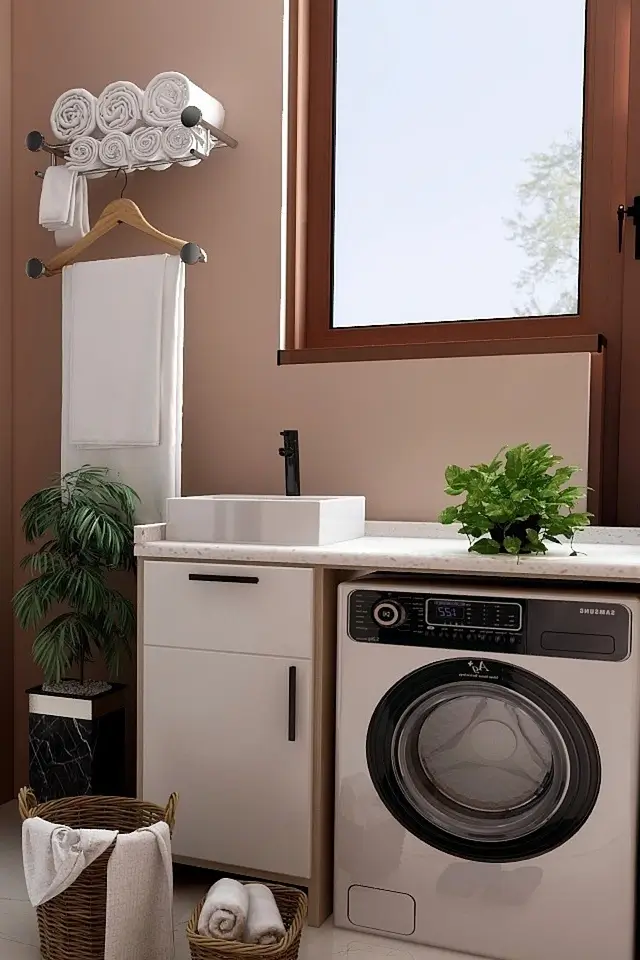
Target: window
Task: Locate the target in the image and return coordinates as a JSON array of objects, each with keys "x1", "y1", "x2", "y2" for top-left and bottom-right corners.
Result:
[{"x1": 283, "y1": 0, "x2": 640, "y2": 525}]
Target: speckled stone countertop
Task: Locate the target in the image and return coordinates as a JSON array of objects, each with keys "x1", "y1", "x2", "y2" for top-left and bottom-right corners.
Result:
[{"x1": 134, "y1": 521, "x2": 640, "y2": 584}]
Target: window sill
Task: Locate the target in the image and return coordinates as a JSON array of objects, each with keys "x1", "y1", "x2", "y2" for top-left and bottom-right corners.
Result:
[{"x1": 278, "y1": 334, "x2": 604, "y2": 365}]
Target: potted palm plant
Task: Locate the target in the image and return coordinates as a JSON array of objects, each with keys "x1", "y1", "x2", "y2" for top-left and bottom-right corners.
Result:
[
  {"x1": 439, "y1": 443, "x2": 591, "y2": 555},
  {"x1": 14, "y1": 466, "x2": 138, "y2": 801}
]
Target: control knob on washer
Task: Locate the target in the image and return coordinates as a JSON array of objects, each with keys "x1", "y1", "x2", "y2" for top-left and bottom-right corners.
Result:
[{"x1": 372, "y1": 600, "x2": 406, "y2": 628}]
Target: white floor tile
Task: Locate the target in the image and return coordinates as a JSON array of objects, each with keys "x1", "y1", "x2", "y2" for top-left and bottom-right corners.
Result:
[
  {"x1": 0, "y1": 902, "x2": 39, "y2": 948},
  {"x1": 0, "y1": 937, "x2": 42, "y2": 959},
  {"x1": 299, "y1": 921, "x2": 472, "y2": 959}
]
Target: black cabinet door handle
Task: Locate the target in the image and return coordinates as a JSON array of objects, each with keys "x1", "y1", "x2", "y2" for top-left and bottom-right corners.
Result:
[
  {"x1": 288, "y1": 666, "x2": 297, "y2": 742},
  {"x1": 188, "y1": 574, "x2": 260, "y2": 584}
]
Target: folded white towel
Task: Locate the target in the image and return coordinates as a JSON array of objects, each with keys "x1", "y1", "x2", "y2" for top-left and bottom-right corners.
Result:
[
  {"x1": 39, "y1": 165, "x2": 78, "y2": 230},
  {"x1": 97, "y1": 80, "x2": 144, "y2": 135},
  {"x1": 130, "y1": 126, "x2": 171, "y2": 171},
  {"x1": 38, "y1": 166, "x2": 89, "y2": 248},
  {"x1": 67, "y1": 136, "x2": 107, "y2": 178},
  {"x1": 143, "y1": 71, "x2": 225, "y2": 129},
  {"x1": 55, "y1": 175, "x2": 89, "y2": 248},
  {"x1": 243, "y1": 884, "x2": 286, "y2": 946},
  {"x1": 198, "y1": 878, "x2": 249, "y2": 941},
  {"x1": 62, "y1": 254, "x2": 185, "y2": 523},
  {"x1": 99, "y1": 131, "x2": 131, "y2": 169},
  {"x1": 51, "y1": 88, "x2": 97, "y2": 140},
  {"x1": 104, "y1": 821, "x2": 174, "y2": 960},
  {"x1": 22, "y1": 816, "x2": 117, "y2": 907},
  {"x1": 162, "y1": 122, "x2": 210, "y2": 166}
]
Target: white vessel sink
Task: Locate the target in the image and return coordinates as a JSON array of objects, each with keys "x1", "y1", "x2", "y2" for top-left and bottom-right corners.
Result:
[{"x1": 165, "y1": 495, "x2": 366, "y2": 546}]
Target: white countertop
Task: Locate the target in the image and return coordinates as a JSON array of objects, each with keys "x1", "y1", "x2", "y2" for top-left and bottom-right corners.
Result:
[{"x1": 134, "y1": 521, "x2": 640, "y2": 583}]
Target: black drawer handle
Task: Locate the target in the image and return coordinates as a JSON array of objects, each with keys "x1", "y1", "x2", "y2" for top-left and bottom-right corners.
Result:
[
  {"x1": 288, "y1": 666, "x2": 297, "y2": 742},
  {"x1": 188, "y1": 574, "x2": 260, "y2": 584}
]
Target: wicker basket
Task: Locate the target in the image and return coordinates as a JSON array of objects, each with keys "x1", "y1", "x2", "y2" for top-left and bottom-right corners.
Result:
[
  {"x1": 18, "y1": 786, "x2": 178, "y2": 960},
  {"x1": 186, "y1": 884, "x2": 308, "y2": 960}
]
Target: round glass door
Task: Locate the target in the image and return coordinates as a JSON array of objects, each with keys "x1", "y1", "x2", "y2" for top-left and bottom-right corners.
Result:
[{"x1": 367, "y1": 659, "x2": 600, "y2": 862}]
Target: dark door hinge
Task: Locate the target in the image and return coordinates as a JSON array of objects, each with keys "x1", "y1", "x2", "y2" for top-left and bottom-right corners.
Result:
[{"x1": 617, "y1": 197, "x2": 640, "y2": 258}]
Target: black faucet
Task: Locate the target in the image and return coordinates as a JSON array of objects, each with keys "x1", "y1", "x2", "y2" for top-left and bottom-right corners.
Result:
[{"x1": 279, "y1": 430, "x2": 301, "y2": 497}]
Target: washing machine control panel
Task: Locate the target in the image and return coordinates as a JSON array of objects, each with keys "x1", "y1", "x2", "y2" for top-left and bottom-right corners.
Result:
[
  {"x1": 348, "y1": 589, "x2": 631, "y2": 660},
  {"x1": 351, "y1": 591, "x2": 526, "y2": 653}
]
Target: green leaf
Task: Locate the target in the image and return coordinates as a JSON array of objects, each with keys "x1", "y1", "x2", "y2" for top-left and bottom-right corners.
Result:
[
  {"x1": 526, "y1": 528, "x2": 541, "y2": 544},
  {"x1": 469, "y1": 538, "x2": 501, "y2": 555},
  {"x1": 503, "y1": 536, "x2": 522, "y2": 555},
  {"x1": 439, "y1": 506, "x2": 460, "y2": 525},
  {"x1": 444, "y1": 465, "x2": 467, "y2": 492}
]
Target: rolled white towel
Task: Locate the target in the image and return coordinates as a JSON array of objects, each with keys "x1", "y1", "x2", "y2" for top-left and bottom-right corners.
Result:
[
  {"x1": 51, "y1": 88, "x2": 97, "y2": 140},
  {"x1": 243, "y1": 884, "x2": 286, "y2": 946},
  {"x1": 143, "y1": 71, "x2": 225, "y2": 130},
  {"x1": 96, "y1": 80, "x2": 144, "y2": 135},
  {"x1": 197, "y1": 878, "x2": 249, "y2": 941},
  {"x1": 99, "y1": 131, "x2": 131, "y2": 169},
  {"x1": 130, "y1": 126, "x2": 170, "y2": 171},
  {"x1": 67, "y1": 136, "x2": 108, "y2": 178},
  {"x1": 161, "y1": 122, "x2": 210, "y2": 167}
]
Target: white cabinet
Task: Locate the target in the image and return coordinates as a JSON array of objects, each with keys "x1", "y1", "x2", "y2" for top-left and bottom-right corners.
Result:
[
  {"x1": 140, "y1": 561, "x2": 316, "y2": 881},
  {"x1": 143, "y1": 645, "x2": 312, "y2": 878}
]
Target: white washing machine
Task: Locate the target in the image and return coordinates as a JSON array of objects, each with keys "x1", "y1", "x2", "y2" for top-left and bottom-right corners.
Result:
[{"x1": 335, "y1": 577, "x2": 640, "y2": 960}]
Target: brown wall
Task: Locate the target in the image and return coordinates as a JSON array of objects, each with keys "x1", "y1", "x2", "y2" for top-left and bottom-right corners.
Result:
[
  {"x1": 0, "y1": 0, "x2": 13, "y2": 803},
  {"x1": 11, "y1": 0, "x2": 591, "y2": 786}
]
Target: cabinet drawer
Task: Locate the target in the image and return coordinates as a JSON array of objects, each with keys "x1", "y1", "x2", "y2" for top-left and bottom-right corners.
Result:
[{"x1": 143, "y1": 561, "x2": 314, "y2": 658}]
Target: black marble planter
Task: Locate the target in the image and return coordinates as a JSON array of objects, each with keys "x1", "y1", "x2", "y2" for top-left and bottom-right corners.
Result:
[{"x1": 28, "y1": 684, "x2": 126, "y2": 802}]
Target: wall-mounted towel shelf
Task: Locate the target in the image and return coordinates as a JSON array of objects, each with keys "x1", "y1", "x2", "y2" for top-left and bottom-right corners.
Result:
[{"x1": 26, "y1": 106, "x2": 237, "y2": 178}]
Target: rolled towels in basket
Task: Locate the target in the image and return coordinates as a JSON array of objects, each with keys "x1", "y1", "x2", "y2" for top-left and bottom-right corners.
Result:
[
  {"x1": 51, "y1": 88, "x2": 97, "y2": 140},
  {"x1": 143, "y1": 71, "x2": 225, "y2": 130},
  {"x1": 99, "y1": 131, "x2": 131, "y2": 169},
  {"x1": 198, "y1": 878, "x2": 249, "y2": 941},
  {"x1": 162, "y1": 122, "x2": 210, "y2": 166},
  {"x1": 130, "y1": 126, "x2": 171, "y2": 171},
  {"x1": 244, "y1": 884, "x2": 286, "y2": 946},
  {"x1": 96, "y1": 80, "x2": 144, "y2": 135}
]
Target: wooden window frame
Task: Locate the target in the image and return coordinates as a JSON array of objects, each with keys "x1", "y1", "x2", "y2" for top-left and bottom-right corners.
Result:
[
  {"x1": 282, "y1": 0, "x2": 629, "y2": 365},
  {"x1": 281, "y1": 0, "x2": 634, "y2": 524}
]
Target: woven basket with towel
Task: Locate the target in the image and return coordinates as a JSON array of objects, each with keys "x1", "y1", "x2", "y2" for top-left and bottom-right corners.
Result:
[
  {"x1": 18, "y1": 786, "x2": 177, "y2": 960},
  {"x1": 187, "y1": 882, "x2": 307, "y2": 960}
]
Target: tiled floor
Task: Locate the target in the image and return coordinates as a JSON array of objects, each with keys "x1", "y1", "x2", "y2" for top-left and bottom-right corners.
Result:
[{"x1": 0, "y1": 802, "x2": 469, "y2": 959}]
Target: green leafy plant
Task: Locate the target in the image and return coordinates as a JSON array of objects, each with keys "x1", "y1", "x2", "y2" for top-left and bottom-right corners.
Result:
[
  {"x1": 439, "y1": 443, "x2": 591, "y2": 556},
  {"x1": 13, "y1": 466, "x2": 139, "y2": 686}
]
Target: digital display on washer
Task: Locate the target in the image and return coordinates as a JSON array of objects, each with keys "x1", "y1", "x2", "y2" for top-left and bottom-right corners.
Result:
[{"x1": 426, "y1": 597, "x2": 523, "y2": 632}]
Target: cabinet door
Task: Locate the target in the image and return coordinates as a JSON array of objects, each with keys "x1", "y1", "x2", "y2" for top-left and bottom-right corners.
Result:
[
  {"x1": 143, "y1": 562, "x2": 314, "y2": 658},
  {"x1": 143, "y1": 646, "x2": 312, "y2": 879}
]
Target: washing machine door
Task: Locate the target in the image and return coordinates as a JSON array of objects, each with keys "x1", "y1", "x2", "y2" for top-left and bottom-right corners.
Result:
[{"x1": 366, "y1": 658, "x2": 600, "y2": 862}]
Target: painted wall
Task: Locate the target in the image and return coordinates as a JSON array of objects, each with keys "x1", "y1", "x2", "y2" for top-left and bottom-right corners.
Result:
[
  {"x1": 11, "y1": 0, "x2": 591, "y2": 786},
  {"x1": 0, "y1": 0, "x2": 13, "y2": 803}
]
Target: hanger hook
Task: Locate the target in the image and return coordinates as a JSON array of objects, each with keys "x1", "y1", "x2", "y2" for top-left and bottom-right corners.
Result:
[{"x1": 116, "y1": 167, "x2": 128, "y2": 198}]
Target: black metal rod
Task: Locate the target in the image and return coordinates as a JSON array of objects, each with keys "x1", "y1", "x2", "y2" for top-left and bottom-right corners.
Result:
[
  {"x1": 188, "y1": 574, "x2": 260, "y2": 584},
  {"x1": 288, "y1": 666, "x2": 297, "y2": 742}
]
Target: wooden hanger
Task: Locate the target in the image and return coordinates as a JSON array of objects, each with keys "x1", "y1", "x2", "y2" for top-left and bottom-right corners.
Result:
[{"x1": 26, "y1": 198, "x2": 207, "y2": 279}]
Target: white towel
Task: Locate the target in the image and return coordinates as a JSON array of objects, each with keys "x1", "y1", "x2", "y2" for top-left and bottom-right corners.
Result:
[
  {"x1": 39, "y1": 167, "x2": 89, "y2": 248},
  {"x1": 104, "y1": 821, "x2": 174, "y2": 960},
  {"x1": 162, "y1": 123, "x2": 210, "y2": 167},
  {"x1": 198, "y1": 878, "x2": 249, "y2": 941},
  {"x1": 22, "y1": 816, "x2": 117, "y2": 907},
  {"x1": 96, "y1": 81, "x2": 144, "y2": 135},
  {"x1": 99, "y1": 131, "x2": 131, "y2": 169},
  {"x1": 39, "y1": 165, "x2": 77, "y2": 230},
  {"x1": 243, "y1": 884, "x2": 286, "y2": 946},
  {"x1": 143, "y1": 71, "x2": 225, "y2": 129},
  {"x1": 61, "y1": 254, "x2": 185, "y2": 523},
  {"x1": 130, "y1": 126, "x2": 171, "y2": 171},
  {"x1": 51, "y1": 87, "x2": 97, "y2": 140},
  {"x1": 67, "y1": 136, "x2": 108, "y2": 178}
]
